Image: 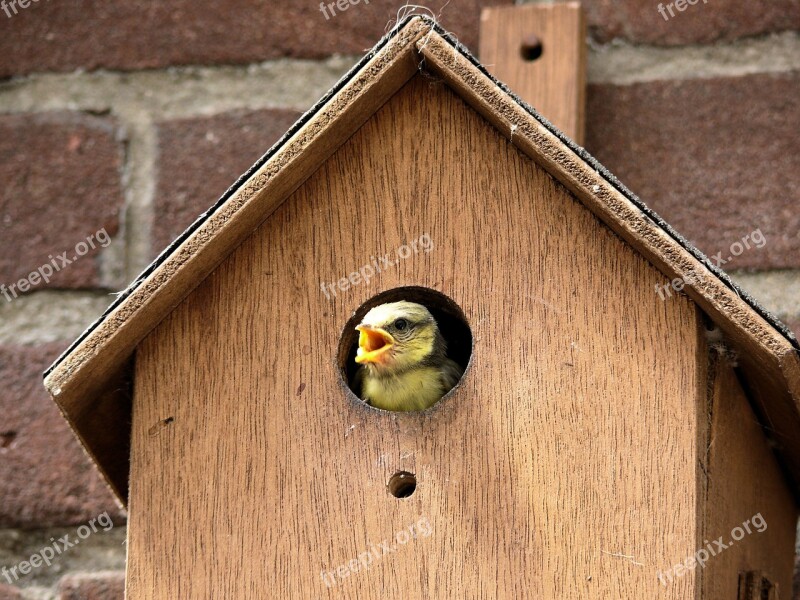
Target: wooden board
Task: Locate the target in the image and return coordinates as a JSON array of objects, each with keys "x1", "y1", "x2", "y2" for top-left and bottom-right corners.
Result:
[
  {"x1": 700, "y1": 355, "x2": 796, "y2": 598},
  {"x1": 480, "y1": 3, "x2": 586, "y2": 144},
  {"x1": 416, "y1": 28, "x2": 800, "y2": 497},
  {"x1": 127, "y1": 75, "x2": 704, "y2": 599},
  {"x1": 44, "y1": 17, "x2": 800, "y2": 508}
]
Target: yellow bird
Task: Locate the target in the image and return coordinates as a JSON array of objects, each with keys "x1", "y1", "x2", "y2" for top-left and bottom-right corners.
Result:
[{"x1": 353, "y1": 301, "x2": 463, "y2": 411}]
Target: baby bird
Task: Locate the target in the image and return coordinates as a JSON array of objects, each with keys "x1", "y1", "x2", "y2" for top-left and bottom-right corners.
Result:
[{"x1": 353, "y1": 301, "x2": 463, "y2": 412}]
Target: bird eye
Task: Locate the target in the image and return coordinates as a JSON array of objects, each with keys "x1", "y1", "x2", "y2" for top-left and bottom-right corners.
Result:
[{"x1": 394, "y1": 318, "x2": 408, "y2": 331}]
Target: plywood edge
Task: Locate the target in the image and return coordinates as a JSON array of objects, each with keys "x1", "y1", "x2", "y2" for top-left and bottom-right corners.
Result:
[
  {"x1": 416, "y1": 29, "x2": 800, "y2": 492},
  {"x1": 43, "y1": 16, "x2": 431, "y2": 504}
]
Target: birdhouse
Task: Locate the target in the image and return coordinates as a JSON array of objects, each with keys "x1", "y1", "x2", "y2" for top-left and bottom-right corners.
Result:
[{"x1": 43, "y1": 16, "x2": 799, "y2": 599}]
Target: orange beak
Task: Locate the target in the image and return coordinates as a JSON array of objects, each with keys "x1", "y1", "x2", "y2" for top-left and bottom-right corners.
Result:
[{"x1": 355, "y1": 325, "x2": 395, "y2": 364}]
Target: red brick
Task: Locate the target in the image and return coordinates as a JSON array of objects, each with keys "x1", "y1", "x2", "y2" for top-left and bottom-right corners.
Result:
[
  {"x1": 0, "y1": 0, "x2": 510, "y2": 78},
  {"x1": 0, "y1": 584, "x2": 22, "y2": 600},
  {"x1": 585, "y1": 72, "x2": 800, "y2": 270},
  {"x1": 152, "y1": 108, "x2": 300, "y2": 253},
  {"x1": 581, "y1": 0, "x2": 800, "y2": 45},
  {"x1": 0, "y1": 344, "x2": 125, "y2": 528},
  {"x1": 0, "y1": 113, "x2": 125, "y2": 294},
  {"x1": 58, "y1": 572, "x2": 125, "y2": 600}
]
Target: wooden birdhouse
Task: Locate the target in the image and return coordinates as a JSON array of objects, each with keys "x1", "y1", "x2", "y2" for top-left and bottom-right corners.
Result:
[{"x1": 44, "y1": 15, "x2": 799, "y2": 599}]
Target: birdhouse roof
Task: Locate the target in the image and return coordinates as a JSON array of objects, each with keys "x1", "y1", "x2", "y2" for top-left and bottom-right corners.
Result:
[{"x1": 44, "y1": 16, "x2": 800, "y2": 504}]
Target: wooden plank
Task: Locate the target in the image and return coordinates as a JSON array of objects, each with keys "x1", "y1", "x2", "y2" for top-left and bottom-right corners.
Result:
[
  {"x1": 700, "y1": 356, "x2": 796, "y2": 598},
  {"x1": 416, "y1": 28, "x2": 800, "y2": 496},
  {"x1": 42, "y1": 17, "x2": 430, "y2": 502},
  {"x1": 480, "y1": 3, "x2": 586, "y2": 144},
  {"x1": 128, "y1": 74, "x2": 703, "y2": 599}
]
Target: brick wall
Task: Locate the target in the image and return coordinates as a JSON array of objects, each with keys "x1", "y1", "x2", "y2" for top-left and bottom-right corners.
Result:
[{"x1": 0, "y1": 1, "x2": 798, "y2": 598}]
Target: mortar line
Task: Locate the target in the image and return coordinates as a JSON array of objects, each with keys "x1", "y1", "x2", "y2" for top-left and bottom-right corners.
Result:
[
  {"x1": 0, "y1": 31, "x2": 797, "y2": 122},
  {"x1": 587, "y1": 31, "x2": 800, "y2": 84},
  {"x1": 0, "y1": 56, "x2": 358, "y2": 120},
  {"x1": 116, "y1": 108, "x2": 156, "y2": 282}
]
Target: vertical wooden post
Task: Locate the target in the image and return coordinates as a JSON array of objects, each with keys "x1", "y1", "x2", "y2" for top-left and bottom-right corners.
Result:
[{"x1": 479, "y1": 3, "x2": 587, "y2": 144}]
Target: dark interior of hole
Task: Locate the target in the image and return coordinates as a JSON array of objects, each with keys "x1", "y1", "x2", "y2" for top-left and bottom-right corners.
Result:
[
  {"x1": 388, "y1": 472, "x2": 417, "y2": 498},
  {"x1": 0, "y1": 431, "x2": 17, "y2": 449},
  {"x1": 340, "y1": 286, "x2": 472, "y2": 398},
  {"x1": 700, "y1": 311, "x2": 717, "y2": 332},
  {"x1": 520, "y1": 41, "x2": 543, "y2": 62}
]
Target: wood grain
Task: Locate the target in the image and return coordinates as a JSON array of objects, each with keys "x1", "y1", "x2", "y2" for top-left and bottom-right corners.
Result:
[
  {"x1": 417, "y1": 29, "x2": 800, "y2": 497},
  {"x1": 700, "y1": 356, "x2": 796, "y2": 598},
  {"x1": 44, "y1": 18, "x2": 800, "y2": 507},
  {"x1": 43, "y1": 17, "x2": 429, "y2": 500},
  {"x1": 128, "y1": 75, "x2": 704, "y2": 599},
  {"x1": 480, "y1": 3, "x2": 586, "y2": 144}
]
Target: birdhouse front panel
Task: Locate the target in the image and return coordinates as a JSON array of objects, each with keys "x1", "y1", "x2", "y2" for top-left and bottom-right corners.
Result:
[{"x1": 126, "y1": 75, "x2": 714, "y2": 599}]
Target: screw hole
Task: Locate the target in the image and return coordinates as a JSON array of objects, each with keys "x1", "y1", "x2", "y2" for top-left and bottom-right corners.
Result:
[
  {"x1": 388, "y1": 471, "x2": 417, "y2": 499},
  {"x1": 520, "y1": 34, "x2": 544, "y2": 62},
  {"x1": 0, "y1": 431, "x2": 17, "y2": 449}
]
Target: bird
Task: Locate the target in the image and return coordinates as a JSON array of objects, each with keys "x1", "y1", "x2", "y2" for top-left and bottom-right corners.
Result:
[{"x1": 352, "y1": 301, "x2": 463, "y2": 412}]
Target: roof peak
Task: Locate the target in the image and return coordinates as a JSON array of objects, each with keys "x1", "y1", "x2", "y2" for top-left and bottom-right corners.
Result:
[{"x1": 43, "y1": 16, "x2": 800, "y2": 503}]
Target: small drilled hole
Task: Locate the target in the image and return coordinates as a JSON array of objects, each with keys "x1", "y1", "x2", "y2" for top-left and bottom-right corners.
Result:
[
  {"x1": 388, "y1": 471, "x2": 417, "y2": 499},
  {"x1": 520, "y1": 34, "x2": 544, "y2": 62},
  {"x1": 0, "y1": 431, "x2": 17, "y2": 449}
]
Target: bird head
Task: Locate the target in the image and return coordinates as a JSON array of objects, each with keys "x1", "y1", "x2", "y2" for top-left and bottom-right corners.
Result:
[{"x1": 355, "y1": 301, "x2": 439, "y2": 373}]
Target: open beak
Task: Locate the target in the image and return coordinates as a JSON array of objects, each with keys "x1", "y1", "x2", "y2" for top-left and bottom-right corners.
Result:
[{"x1": 355, "y1": 325, "x2": 395, "y2": 364}]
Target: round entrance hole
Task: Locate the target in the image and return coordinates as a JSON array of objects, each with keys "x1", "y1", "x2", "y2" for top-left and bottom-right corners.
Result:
[
  {"x1": 388, "y1": 471, "x2": 417, "y2": 499},
  {"x1": 338, "y1": 287, "x2": 472, "y2": 411},
  {"x1": 520, "y1": 33, "x2": 544, "y2": 62}
]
